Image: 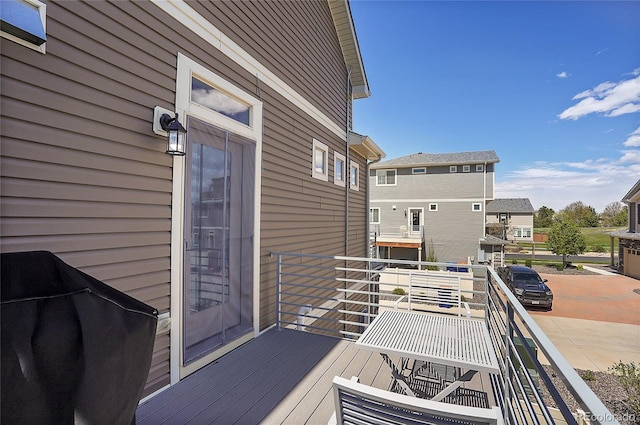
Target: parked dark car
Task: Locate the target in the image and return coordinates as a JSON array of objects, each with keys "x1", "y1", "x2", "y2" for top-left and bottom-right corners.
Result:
[{"x1": 497, "y1": 265, "x2": 553, "y2": 310}]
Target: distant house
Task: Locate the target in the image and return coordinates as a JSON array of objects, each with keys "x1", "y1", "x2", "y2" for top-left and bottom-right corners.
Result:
[
  {"x1": 369, "y1": 150, "x2": 500, "y2": 264},
  {"x1": 610, "y1": 179, "x2": 640, "y2": 279},
  {"x1": 0, "y1": 0, "x2": 383, "y2": 398},
  {"x1": 485, "y1": 198, "x2": 535, "y2": 243}
]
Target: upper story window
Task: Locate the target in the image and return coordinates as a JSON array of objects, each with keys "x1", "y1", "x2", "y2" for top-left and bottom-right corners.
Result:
[
  {"x1": 429, "y1": 203, "x2": 438, "y2": 212},
  {"x1": 0, "y1": 0, "x2": 47, "y2": 53},
  {"x1": 334, "y1": 151, "x2": 345, "y2": 187},
  {"x1": 350, "y1": 161, "x2": 360, "y2": 191},
  {"x1": 450, "y1": 166, "x2": 458, "y2": 173},
  {"x1": 412, "y1": 167, "x2": 426, "y2": 174},
  {"x1": 463, "y1": 165, "x2": 471, "y2": 172},
  {"x1": 369, "y1": 207, "x2": 380, "y2": 224},
  {"x1": 192, "y1": 77, "x2": 250, "y2": 125},
  {"x1": 311, "y1": 139, "x2": 329, "y2": 181},
  {"x1": 376, "y1": 169, "x2": 396, "y2": 185},
  {"x1": 476, "y1": 164, "x2": 484, "y2": 172},
  {"x1": 472, "y1": 203, "x2": 482, "y2": 212}
]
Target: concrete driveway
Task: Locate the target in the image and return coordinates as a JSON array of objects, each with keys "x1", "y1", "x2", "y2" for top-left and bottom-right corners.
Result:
[{"x1": 527, "y1": 270, "x2": 640, "y2": 371}]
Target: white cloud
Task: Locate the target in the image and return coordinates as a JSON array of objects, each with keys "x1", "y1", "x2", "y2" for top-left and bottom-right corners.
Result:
[
  {"x1": 558, "y1": 74, "x2": 640, "y2": 120},
  {"x1": 496, "y1": 155, "x2": 640, "y2": 212},
  {"x1": 623, "y1": 127, "x2": 640, "y2": 147},
  {"x1": 556, "y1": 71, "x2": 570, "y2": 79}
]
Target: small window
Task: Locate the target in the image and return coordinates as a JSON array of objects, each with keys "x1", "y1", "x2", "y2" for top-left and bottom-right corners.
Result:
[
  {"x1": 450, "y1": 166, "x2": 458, "y2": 173},
  {"x1": 463, "y1": 165, "x2": 470, "y2": 173},
  {"x1": 472, "y1": 203, "x2": 482, "y2": 212},
  {"x1": 311, "y1": 139, "x2": 329, "y2": 181},
  {"x1": 369, "y1": 208, "x2": 380, "y2": 224},
  {"x1": 476, "y1": 164, "x2": 484, "y2": 172},
  {"x1": 350, "y1": 161, "x2": 359, "y2": 191},
  {"x1": 412, "y1": 167, "x2": 426, "y2": 174},
  {"x1": 429, "y1": 203, "x2": 438, "y2": 212},
  {"x1": 376, "y1": 169, "x2": 396, "y2": 185},
  {"x1": 192, "y1": 76, "x2": 250, "y2": 125},
  {"x1": 0, "y1": 0, "x2": 47, "y2": 53},
  {"x1": 334, "y1": 151, "x2": 345, "y2": 186}
]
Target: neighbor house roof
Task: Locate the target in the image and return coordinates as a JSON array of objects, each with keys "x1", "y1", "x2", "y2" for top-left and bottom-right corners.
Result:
[
  {"x1": 486, "y1": 198, "x2": 535, "y2": 214},
  {"x1": 481, "y1": 235, "x2": 511, "y2": 245},
  {"x1": 371, "y1": 150, "x2": 499, "y2": 169},
  {"x1": 329, "y1": 0, "x2": 370, "y2": 99},
  {"x1": 621, "y1": 178, "x2": 640, "y2": 203}
]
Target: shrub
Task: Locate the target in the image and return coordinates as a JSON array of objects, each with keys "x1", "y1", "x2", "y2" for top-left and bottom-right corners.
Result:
[
  {"x1": 581, "y1": 369, "x2": 596, "y2": 381},
  {"x1": 512, "y1": 259, "x2": 518, "y2": 265},
  {"x1": 555, "y1": 264, "x2": 564, "y2": 271},
  {"x1": 524, "y1": 259, "x2": 532, "y2": 268},
  {"x1": 609, "y1": 361, "x2": 640, "y2": 420},
  {"x1": 391, "y1": 287, "x2": 406, "y2": 296},
  {"x1": 576, "y1": 264, "x2": 584, "y2": 271}
]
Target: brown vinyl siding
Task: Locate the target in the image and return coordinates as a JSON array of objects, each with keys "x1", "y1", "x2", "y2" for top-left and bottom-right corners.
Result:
[{"x1": 1, "y1": 0, "x2": 360, "y2": 397}]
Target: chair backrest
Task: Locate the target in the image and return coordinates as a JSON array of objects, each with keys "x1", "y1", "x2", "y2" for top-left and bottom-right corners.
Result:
[{"x1": 332, "y1": 376, "x2": 503, "y2": 425}]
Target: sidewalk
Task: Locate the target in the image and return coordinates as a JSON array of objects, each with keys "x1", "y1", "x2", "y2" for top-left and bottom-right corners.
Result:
[{"x1": 533, "y1": 315, "x2": 640, "y2": 372}]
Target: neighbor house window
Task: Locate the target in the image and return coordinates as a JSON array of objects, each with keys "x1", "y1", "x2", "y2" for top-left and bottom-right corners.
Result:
[
  {"x1": 472, "y1": 203, "x2": 482, "y2": 212},
  {"x1": 429, "y1": 203, "x2": 438, "y2": 212},
  {"x1": 412, "y1": 167, "x2": 426, "y2": 174},
  {"x1": 376, "y1": 169, "x2": 396, "y2": 185},
  {"x1": 463, "y1": 165, "x2": 470, "y2": 172},
  {"x1": 311, "y1": 139, "x2": 329, "y2": 181},
  {"x1": 0, "y1": 0, "x2": 47, "y2": 53},
  {"x1": 450, "y1": 166, "x2": 457, "y2": 173},
  {"x1": 350, "y1": 161, "x2": 359, "y2": 191},
  {"x1": 476, "y1": 164, "x2": 484, "y2": 172},
  {"x1": 334, "y1": 151, "x2": 345, "y2": 186},
  {"x1": 370, "y1": 208, "x2": 380, "y2": 224}
]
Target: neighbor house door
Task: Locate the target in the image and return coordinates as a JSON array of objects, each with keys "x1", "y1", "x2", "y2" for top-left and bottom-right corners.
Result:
[
  {"x1": 408, "y1": 208, "x2": 423, "y2": 237},
  {"x1": 183, "y1": 117, "x2": 254, "y2": 365}
]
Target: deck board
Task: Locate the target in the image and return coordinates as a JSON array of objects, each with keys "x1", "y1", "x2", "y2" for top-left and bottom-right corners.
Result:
[{"x1": 137, "y1": 328, "x2": 495, "y2": 425}]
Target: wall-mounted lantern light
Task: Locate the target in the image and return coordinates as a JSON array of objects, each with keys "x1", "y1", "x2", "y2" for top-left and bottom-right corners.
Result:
[{"x1": 153, "y1": 106, "x2": 187, "y2": 156}]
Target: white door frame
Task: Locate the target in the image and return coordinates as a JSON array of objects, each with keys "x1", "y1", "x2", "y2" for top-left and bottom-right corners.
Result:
[{"x1": 170, "y1": 53, "x2": 263, "y2": 382}]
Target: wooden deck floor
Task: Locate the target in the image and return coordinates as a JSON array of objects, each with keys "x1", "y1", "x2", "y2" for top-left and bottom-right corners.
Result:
[{"x1": 136, "y1": 328, "x2": 495, "y2": 425}]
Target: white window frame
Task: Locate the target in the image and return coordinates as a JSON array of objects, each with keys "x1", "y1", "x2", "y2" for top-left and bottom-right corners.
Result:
[
  {"x1": 476, "y1": 164, "x2": 484, "y2": 172},
  {"x1": 429, "y1": 203, "x2": 438, "y2": 212},
  {"x1": 472, "y1": 202, "x2": 482, "y2": 212},
  {"x1": 369, "y1": 207, "x2": 380, "y2": 224},
  {"x1": 376, "y1": 169, "x2": 396, "y2": 186},
  {"x1": 1, "y1": 0, "x2": 46, "y2": 53},
  {"x1": 333, "y1": 151, "x2": 346, "y2": 186},
  {"x1": 463, "y1": 165, "x2": 471, "y2": 173},
  {"x1": 412, "y1": 167, "x2": 426, "y2": 174},
  {"x1": 450, "y1": 165, "x2": 458, "y2": 173},
  {"x1": 350, "y1": 161, "x2": 360, "y2": 191},
  {"x1": 311, "y1": 139, "x2": 329, "y2": 181}
]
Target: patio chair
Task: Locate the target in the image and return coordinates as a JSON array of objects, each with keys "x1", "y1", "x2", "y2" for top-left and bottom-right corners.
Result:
[{"x1": 330, "y1": 376, "x2": 503, "y2": 425}]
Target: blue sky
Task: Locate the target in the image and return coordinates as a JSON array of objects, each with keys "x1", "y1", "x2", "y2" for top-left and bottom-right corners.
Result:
[{"x1": 350, "y1": 1, "x2": 640, "y2": 213}]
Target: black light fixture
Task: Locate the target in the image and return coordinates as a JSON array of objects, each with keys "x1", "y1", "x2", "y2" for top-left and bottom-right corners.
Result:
[{"x1": 159, "y1": 113, "x2": 187, "y2": 155}]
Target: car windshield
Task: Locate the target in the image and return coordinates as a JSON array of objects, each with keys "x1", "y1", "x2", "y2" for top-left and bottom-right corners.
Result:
[{"x1": 514, "y1": 273, "x2": 542, "y2": 283}]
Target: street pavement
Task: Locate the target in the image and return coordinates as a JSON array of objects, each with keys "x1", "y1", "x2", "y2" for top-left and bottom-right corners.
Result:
[{"x1": 528, "y1": 268, "x2": 640, "y2": 372}]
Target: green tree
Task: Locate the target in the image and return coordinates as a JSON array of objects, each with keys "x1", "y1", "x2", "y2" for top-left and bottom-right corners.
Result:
[
  {"x1": 534, "y1": 206, "x2": 555, "y2": 228},
  {"x1": 558, "y1": 201, "x2": 599, "y2": 227},
  {"x1": 546, "y1": 218, "x2": 587, "y2": 268},
  {"x1": 600, "y1": 202, "x2": 628, "y2": 227}
]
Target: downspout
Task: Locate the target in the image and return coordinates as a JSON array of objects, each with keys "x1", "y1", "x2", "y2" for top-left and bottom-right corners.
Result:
[
  {"x1": 345, "y1": 66, "x2": 352, "y2": 257},
  {"x1": 482, "y1": 162, "x2": 487, "y2": 264}
]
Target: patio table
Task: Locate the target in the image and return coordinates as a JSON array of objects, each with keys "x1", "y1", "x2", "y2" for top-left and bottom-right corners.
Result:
[{"x1": 355, "y1": 309, "x2": 500, "y2": 401}]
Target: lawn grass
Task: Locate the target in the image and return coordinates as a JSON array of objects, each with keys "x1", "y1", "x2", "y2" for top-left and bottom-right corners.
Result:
[{"x1": 518, "y1": 226, "x2": 625, "y2": 253}]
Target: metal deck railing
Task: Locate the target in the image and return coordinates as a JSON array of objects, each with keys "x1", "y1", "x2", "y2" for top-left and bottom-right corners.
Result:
[{"x1": 273, "y1": 252, "x2": 619, "y2": 425}]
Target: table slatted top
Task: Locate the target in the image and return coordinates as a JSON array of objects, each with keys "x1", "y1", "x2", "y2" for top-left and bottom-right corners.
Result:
[{"x1": 356, "y1": 310, "x2": 500, "y2": 374}]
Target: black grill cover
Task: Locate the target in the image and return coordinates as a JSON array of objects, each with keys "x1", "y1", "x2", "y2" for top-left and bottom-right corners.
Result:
[{"x1": 1, "y1": 251, "x2": 158, "y2": 425}]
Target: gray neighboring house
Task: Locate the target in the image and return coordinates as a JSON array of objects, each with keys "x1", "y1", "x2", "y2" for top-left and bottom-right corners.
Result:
[
  {"x1": 369, "y1": 150, "x2": 500, "y2": 264},
  {"x1": 610, "y1": 179, "x2": 640, "y2": 279},
  {"x1": 485, "y1": 198, "x2": 535, "y2": 243}
]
